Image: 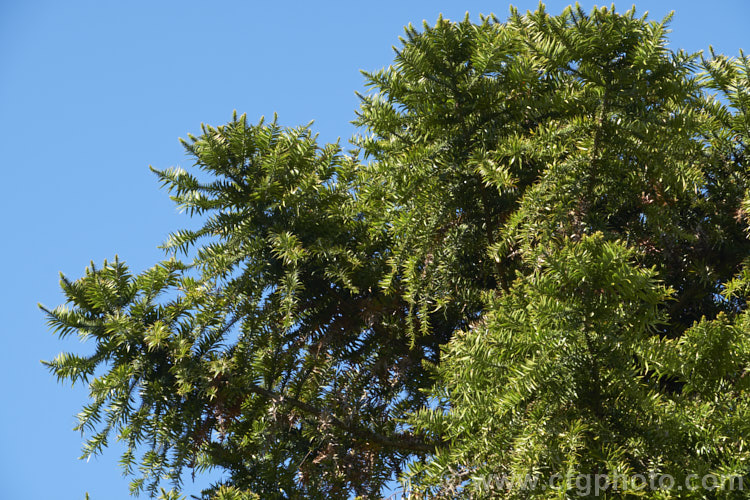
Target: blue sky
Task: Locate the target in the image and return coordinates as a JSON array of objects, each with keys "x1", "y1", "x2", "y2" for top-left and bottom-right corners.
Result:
[{"x1": 1, "y1": 1, "x2": 747, "y2": 498}]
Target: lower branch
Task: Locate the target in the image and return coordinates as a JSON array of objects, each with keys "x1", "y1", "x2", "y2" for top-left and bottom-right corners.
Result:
[{"x1": 246, "y1": 383, "x2": 440, "y2": 454}]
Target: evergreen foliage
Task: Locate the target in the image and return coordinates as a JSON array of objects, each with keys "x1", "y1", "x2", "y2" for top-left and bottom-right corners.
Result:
[{"x1": 42, "y1": 4, "x2": 750, "y2": 498}]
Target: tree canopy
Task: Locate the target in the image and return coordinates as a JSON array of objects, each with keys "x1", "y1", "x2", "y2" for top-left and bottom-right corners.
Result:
[{"x1": 43, "y1": 4, "x2": 750, "y2": 499}]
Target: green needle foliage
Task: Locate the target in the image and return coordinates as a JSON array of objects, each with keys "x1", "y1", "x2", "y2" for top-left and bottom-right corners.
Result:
[{"x1": 42, "y1": 4, "x2": 750, "y2": 499}]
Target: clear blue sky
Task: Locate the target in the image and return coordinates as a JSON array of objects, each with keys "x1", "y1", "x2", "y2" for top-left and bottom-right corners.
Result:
[{"x1": 1, "y1": 1, "x2": 747, "y2": 498}]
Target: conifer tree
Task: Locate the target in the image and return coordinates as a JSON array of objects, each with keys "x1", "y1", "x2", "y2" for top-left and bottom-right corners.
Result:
[{"x1": 43, "y1": 4, "x2": 750, "y2": 499}]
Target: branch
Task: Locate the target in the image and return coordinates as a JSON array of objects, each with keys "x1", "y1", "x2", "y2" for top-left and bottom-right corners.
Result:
[{"x1": 245, "y1": 383, "x2": 440, "y2": 454}]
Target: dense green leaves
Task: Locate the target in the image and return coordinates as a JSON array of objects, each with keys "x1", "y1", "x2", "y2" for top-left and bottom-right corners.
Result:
[
  {"x1": 408, "y1": 235, "x2": 679, "y2": 497},
  {"x1": 43, "y1": 4, "x2": 750, "y2": 499}
]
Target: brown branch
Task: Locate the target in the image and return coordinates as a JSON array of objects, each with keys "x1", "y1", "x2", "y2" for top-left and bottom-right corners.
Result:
[{"x1": 245, "y1": 383, "x2": 440, "y2": 454}]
